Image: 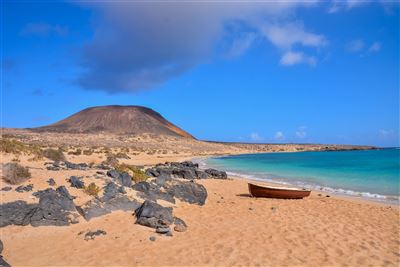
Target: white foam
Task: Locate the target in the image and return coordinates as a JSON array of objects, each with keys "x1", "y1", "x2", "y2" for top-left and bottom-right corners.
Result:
[{"x1": 200, "y1": 157, "x2": 400, "y2": 205}]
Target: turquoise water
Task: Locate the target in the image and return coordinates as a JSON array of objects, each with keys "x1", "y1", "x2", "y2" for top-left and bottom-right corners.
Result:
[{"x1": 204, "y1": 149, "x2": 400, "y2": 199}]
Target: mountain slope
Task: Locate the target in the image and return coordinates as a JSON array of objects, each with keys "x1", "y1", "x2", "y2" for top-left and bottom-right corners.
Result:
[{"x1": 34, "y1": 105, "x2": 195, "y2": 139}]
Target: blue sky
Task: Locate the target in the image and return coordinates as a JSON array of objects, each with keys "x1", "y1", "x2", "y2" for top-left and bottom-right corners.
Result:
[{"x1": 2, "y1": 1, "x2": 399, "y2": 146}]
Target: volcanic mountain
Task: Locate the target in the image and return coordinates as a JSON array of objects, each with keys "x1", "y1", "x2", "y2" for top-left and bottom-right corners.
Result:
[{"x1": 35, "y1": 105, "x2": 195, "y2": 139}]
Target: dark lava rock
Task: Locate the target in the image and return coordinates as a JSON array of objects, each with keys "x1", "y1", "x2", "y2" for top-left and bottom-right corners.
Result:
[
  {"x1": 173, "y1": 224, "x2": 187, "y2": 232},
  {"x1": 156, "y1": 226, "x2": 171, "y2": 234},
  {"x1": 145, "y1": 161, "x2": 227, "y2": 180},
  {"x1": 132, "y1": 182, "x2": 175, "y2": 204},
  {"x1": 107, "y1": 170, "x2": 133, "y2": 187},
  {"x1": 204, "y1": 168, "x2": 227, "y2": 179},
  {"x1": 56, "y1": 186, "x2": 75, "y2": 200},
  {"x1": 68, "y1": 176, "x2": 85, "y2": 189},
  {"x1": 135, "y1": 200, "x2": 173, "y2": 229},
  {"x1": 15, "y1": 184, "x2": 33, "y2": 193},
  {"x1": 47, "y1": 178, "x2": 56, "y2": 186},
  {"x1": 0, "y1": 239, "x2": 3, "y2": 254},
  {"x1": 0, "y1": 256, "x2": 11, "y2": 267},
  {"x1": 77, "y1": 182, "x2": 140, "y2": 221},
  {"x1": 149, "y1": 236, "x2": 156, "y2": 242},
  {"x1": 0, "y1": 187, "x2": 12, "y2": 192},
  {"x1": 0, "y1": 187, "x2": 79, "y2": 227},
  {"x1": 65, "y1": 161, "x2": 89, "y2": 170},
  {"x1": 84, "y1": 229, "x2": 107, "y2": 241},
  {"x1": 173, "y1": 216, "x2": 187, "y2": 227},
  {"x1": 165, "y1": 180, "x2": 207, "y2": 206}
]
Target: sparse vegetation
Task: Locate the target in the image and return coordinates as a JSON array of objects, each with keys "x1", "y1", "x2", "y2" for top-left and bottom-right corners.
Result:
[
  {"x1": 42, "y1": 148, "x2": 66, "y2": 161},
  {"x1": 114, "y1": 152, "x2": 130, "y2": 159},
  {"x1": 103, "y1": 154, "x2": 119, "y2": 167},
  {"x1": 68, "y1": 148, "x2": 82, "y2": 155},
  {"x1": 2, "y1": 162, "x2": 31, "y2": 185},
  {"x1": 114, "y1": 163, "x2": 148, "y2": 183},
  {"x1": 1, "y1": 137, "x2": 44, "y2": 158},
  {"x1": 83, "y1": 149, "x2": 94, "y2": 155},
  {"x1": 84, "y1": 182, "x2": 101, "y2": 197}
]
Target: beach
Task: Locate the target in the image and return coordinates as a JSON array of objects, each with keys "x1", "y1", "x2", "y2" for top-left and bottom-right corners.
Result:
[{"x1": 1, "y1": 147, "x2": 399, "y2": 266}]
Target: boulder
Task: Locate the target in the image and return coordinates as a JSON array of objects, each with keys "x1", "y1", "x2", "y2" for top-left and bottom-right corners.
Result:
[
  {"x1": 132, "y1": 182, "x2": 175, "y2": 204},
  {"x1": 135, "y1": 200, "x2": 173, "y2": 229},
  {"x1": 68, "y1": 176, "x2": 85, "y2": 189},
  {"x1": 205, "y1": 168, "x2": 227, "y2": 179},
  {"x1": 107, "y1": 170, "x2": 133, "y2": 187},
  {"x1": 0, "y1": 187, "x2": 79, "y2": 227},
  {"x1": 165, "y1": 180, "x2": 207, "y2": 206},
  {"x1": 77, "y1": 182, "x2": 140, "y2": 221}
]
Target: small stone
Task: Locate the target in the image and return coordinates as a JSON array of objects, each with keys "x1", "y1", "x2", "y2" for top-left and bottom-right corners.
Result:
[
  {"x1": 174, "y1": 224, "x2": 187, "y2": 232},
  {"x1": 156, "y1": 227, "x2": 171, "y2": 234},
  {"x1": 47, "y1": 178, "x2": 56, "y2": 186},
  {"x1": 149, "y1": 236, "x2": 156, "y2": 241},
  {"x1": 271, "y1": 207, "x2": 277, "y2": 212},
  {"x1": 84, "y1": 229, "x2": 107, "y2": 241},
  {"x1": 1, "y1": 187, "x2": 12, "y2": 192},
  {"x1": 15, "y1": 184, "x2": 33, "y2": 193},
  {"x1": 166, "y1": 231, "x2": 173, "y2": 237},
  {"x1": 326, "y1": 195, "x2": 330, "y2": 198},
  {"x1": 249, "y1": 207, "x2": 253, "y2": 211}
]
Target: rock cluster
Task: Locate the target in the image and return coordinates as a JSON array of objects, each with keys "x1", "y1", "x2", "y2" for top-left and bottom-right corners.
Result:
[
  {"x1": 145, "y1": 161, "x2": 227, "y2": 180},
  {"x1": 46, "y1": 161, "x2": 90, "y2": 171},
  {"x1": 77, "y1": 182, "x2": 140, "y2": 221},
  {"x1": 0, "y1": 187, "x2": 79, "y2": 227},
  {"x1": 107, "y1": 169, "x2": 132, "y2": 187}
]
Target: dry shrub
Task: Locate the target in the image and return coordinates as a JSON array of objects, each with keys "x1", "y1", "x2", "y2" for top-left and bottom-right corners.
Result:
[
  {"x1": 84, "y1": 182, "x2": 101, "y2": 197},
  {"x1": 68, "y1": 148, "x2": 82, "y2": 155},
  {"x1": 0, "y1": 138, "x2": 29, "y2": 154},
  {"x1": 83, "y1": 149, "x2": 94, "y2": 156},
  {"x1": 2, "y1": 163, "x2": 31, "y2": 185},
  {"x1": 43, "y1": 148, "x2": 66, "y2": 161},
  {"x1": 115, "y1": 163, "x2": 148, "y2": 183}
]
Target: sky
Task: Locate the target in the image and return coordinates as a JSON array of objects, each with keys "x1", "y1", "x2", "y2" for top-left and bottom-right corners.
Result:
[{"x1": 2, "y1": 0, "x2": 399, "y2": 147}]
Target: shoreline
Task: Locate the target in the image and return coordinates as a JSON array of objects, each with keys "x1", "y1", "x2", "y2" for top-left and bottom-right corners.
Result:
[{"x1": 193, "y1": 154, "x2": 400, "y2": 207}]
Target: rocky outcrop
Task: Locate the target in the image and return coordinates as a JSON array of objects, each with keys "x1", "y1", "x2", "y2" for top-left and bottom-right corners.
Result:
[
  {"x1": 0, "y1": 187, "x2": 79, "y2": 227},
  {"x1": 45, "y1": 161, "x2": 90, "y2": 171},
  {"x1": 77, "y1": 182, "x2": 140, "y2": 221},
  {"x1": 68, "y1": 176, "x2": 85, "y2": 189},
  {"x1": 106, "y1": 169, "x2": 133, "y2": 187},
  {"x1": 145, "y1": 161, "x2": 227, "y2": 180},
  {"x1": 164, "y1": 180, "x2": 207, "y2": 206}
]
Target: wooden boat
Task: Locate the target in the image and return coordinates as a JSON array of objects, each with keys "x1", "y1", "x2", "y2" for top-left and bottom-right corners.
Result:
[{"x1": 248, "y1": 183, "x2": 311, "y2": 199}]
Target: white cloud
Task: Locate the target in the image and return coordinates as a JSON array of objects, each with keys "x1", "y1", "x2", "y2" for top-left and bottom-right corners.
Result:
[
  {"x1": 280, "y1": 51, "x2": 316, "y2": 66},
  {"x1": 225, "y1": 32, "x2": 257, "y2": 58},
  {"x1": 250, "y1": 132, "x2": 263, "y2": 141},
  {"x1": 369, "y1": 42, "x2": 381, "y2": 53},
  {"x1": 261, "y1": 22, "x2": 327, "y2": 50},
  {"x1": 295, "y1": 126, "x2": 307, "y2": 139},
  {"x1": 327, "y1": 0, "x2": 368, "y2": 13},
  {"x1": 346, "y1": 39, "x2": 365, "y2": 52},
  {"x1": 75, "y1": 2, "x2": 324, "y2": 92},
  {"x1": 379, "y1": 129, "x2": 395, "y2": 138},
  {"x1": 274, "y1": 131, "x2": 285, "y2": 141}
]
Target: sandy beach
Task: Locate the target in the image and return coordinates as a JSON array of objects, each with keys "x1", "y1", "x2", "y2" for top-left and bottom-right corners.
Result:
[{"x1": 1, "y1": 147, "x2": 399, "y2": 266}]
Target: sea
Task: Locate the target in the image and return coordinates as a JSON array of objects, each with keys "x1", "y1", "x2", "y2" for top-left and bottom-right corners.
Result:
[{"x1": 200, "y1": 148, "x2": 400, "y2": 203}]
